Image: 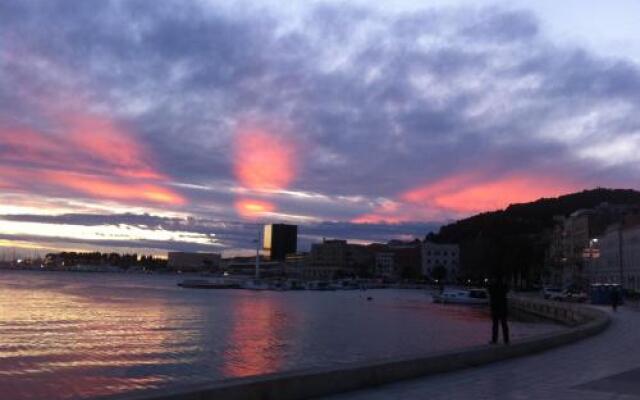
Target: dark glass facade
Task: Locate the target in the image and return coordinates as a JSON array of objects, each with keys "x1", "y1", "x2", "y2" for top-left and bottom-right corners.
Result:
[{"x1": 264, "y1": 224, "x2": 297, "y2": 261}]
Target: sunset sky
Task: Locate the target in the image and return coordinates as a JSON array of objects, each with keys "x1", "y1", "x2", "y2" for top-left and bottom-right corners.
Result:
[{"x1": 2, "y1": 0, "x2": 640, "y2": 256}]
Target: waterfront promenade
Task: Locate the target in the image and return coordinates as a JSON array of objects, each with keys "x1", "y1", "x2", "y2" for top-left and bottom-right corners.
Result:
[{"x1": 323, "y1": 306, "x2": 640, "y2": 400}]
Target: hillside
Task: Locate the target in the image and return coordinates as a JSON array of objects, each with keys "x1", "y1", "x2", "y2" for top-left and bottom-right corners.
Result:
[
  {"x1": 431, "y1": 188, "x2": 640, "y2": 283},
  {"x1": 435, "y1": 188, "x2": 640, "y2": 243}
]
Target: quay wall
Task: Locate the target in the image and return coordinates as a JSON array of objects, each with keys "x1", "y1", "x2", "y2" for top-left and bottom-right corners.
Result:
[{"x1": 102, "y1": 297, "x2": 610, "y2": 400}]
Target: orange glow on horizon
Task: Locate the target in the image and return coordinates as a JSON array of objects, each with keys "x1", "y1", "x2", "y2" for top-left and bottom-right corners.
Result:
[
  {"x1": 352, "y1": 214, "x2": 405, "y2": 224},
  {"x1": 403, "y1": 174, "x2": 577, "y2": 213},
  {"x1": 402, "y1": 172, "x2": 479, "y2": 205},
  {"x1": 45, "y1": 171, "x2": 186, "y2": 205},
  {"x1": 0, "y1": 164, "x2": 184, "y2": 207},
  {"x1": 0, "y1": 238, "x2": 51, "y2": 251},
  {"x1": 352, "y1": 200, "x2": 405, "y2": 224},
  {"x1": 352, "y1": 173, "x2": 580, "y2": 223},
  {"x1": 234, "y1": 199, "x2": 276, "y2": 218}
]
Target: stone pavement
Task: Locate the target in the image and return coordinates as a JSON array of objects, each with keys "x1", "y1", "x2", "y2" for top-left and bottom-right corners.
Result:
[{"x1": 321, "y1": 306, "x2": 640, "y2": 400}]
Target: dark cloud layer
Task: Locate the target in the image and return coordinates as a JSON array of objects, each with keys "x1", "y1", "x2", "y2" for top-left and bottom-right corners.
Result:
[{"x1": 1, "y1": 1, "x2": 640, "y2": 252}]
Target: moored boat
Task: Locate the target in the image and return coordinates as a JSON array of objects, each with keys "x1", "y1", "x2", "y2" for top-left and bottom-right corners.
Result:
[
  {"x1": 330, "y1": 280, "x2": 362, "y2": 290},
  {"x1": 242, "y1": 279, "x2": 272, "y2": 290},
  {"x1": 432, "y1": 288, "x2": 489, "y2": 304},
  {"x1": 177, "y1": 279, "x2": 240, "y2": 289},
  {"x1": 305, "y1": 280, "x2": 335, "y2": 291}
]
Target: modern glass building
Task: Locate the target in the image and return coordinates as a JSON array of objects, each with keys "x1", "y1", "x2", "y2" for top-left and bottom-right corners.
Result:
[{"x1": 263, "y1": 224, "x2": 298, "y2": 261}]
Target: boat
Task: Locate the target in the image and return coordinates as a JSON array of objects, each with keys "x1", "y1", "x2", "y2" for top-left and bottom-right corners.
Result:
[
  {"x1": 330, "y1": 280, "x2": 362, "y2": 290},
  {"x1": 177, "y1": 279, "x2": 240, "y2": 289},
  {"x1": 305, "y1": 281, "x2": 336, "y2": 291},
  {"x1": 432, "y1": 288, "x2": 489, "y2": 304},
  {"x1": 242, "y1": 279, "x2": 272, "y2": 290},
  {"x1": 269, "y1": 280, "x2": 289, "y2": 291},
  {"x1": 284, "y1": 279, "x2": 306, "y2": 290}
]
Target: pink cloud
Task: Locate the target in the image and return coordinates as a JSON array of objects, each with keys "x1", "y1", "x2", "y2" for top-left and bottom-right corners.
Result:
[
  {"x1": 0, "y1": 113, "x2": 184, "y2": 206},
  {"x1": 353, "y1": 171, "x2": 581, "y2": 223},
  {"x1": 232, "y1": 123, "x2": 299, "y2": 219},
  {"x1": 233, "y1": 126, "x2": 297, "y2": 191},
  {"x1": 234, "y1": 198, "x2": 276, "y2": 219}
]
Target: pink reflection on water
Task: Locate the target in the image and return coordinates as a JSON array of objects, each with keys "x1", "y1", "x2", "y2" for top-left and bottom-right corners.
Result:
[
  {"x1": 0, "y1": 276, "x2": 193, "y2": 399},
  {"x1": 0, "y1": 272, "x2": 563, "y2": 400},
  {"x1": 220, "y1": 294, "x2": 287, "y2": 377}
]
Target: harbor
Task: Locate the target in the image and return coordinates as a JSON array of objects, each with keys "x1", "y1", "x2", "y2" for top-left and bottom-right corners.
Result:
[
  {"x1": 0, "y1": 270, "x2": 561, "y2": 400},
  {"x1": 177, "y1": 277, "x2": 388, "y2": 291}
]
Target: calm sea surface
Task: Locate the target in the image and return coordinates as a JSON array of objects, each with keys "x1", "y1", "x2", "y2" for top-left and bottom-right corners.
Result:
[{"x1": 0, "y1": 270, "x2": 561, "y2": 399}]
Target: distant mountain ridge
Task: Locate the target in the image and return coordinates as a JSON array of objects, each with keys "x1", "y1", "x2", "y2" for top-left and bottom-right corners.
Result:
[
  {"x1": 434, "y1": 188, "x2": 640, "y2": 243},
  {"x1": 429, "y1": 188, "x2": 640, "y2": 282}
]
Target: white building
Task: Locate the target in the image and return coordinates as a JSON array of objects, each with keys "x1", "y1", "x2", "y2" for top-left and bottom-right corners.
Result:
[
  {"x1": 589, "y1": 222, "x2": 640, "y2": 290},
  {"x1": 422, "y1": 241, "x2": 460, "y2": 281}
]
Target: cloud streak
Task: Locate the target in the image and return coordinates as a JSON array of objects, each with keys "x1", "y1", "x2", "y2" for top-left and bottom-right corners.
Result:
[{"x1": 0, "y1": 213, "x2": 437, "y2": 257}]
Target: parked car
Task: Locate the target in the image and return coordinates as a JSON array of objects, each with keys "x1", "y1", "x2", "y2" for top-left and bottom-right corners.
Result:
[
  {"x1": 433, "y1": 288, "x2": 489, "y2": 305},
  {"x1": 563, "y1": 290, "x2": 588, "y2": 303}
]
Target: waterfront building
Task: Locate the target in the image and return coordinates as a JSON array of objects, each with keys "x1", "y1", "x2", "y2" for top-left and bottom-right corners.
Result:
[
  {"x1": 305, "y1": 239, "x2": 349, "y2": 280},
  {"x1": 546, "y1": 203, "x2": 640, "y2": 287},
  {"x1": 422, "y1": 241, "x2": 460, "y2": 282},
  {"x1": 374, "y1": 252, "x2": 396, "y2": 279},
  {"x1": 222, "y1": 256, "x2": 284, "y2": 277},
  {"x1": 546, "y1": 216, "x2": 567, "y2": 285},
  {"x1": 263, "y1": 224, "x2": 298, "y2": 261},
  {"x1": 284, "y1": 252, "x2": 309, "y2": 279},
  {"x1": 553, "y1": 209, "x2": 594, "y2": 287},
  {"x1": 387, "y1": 240, "x2": 422, "y2": 279},
  {"x1": 348, "y1": 243, "x2": 375, "y2": 276},
  {"x1": 304, "y1": 239, "x2": 374, "y2": 280},
  {"x1": 167, "y1": 252, "x2": 221, "y2": 272},
  {"x1": 621, "y1": 222, "x2": 640, "y2": 290},
  {"x1": 369, "y1": 240, "x2": 422, "y2": 280},
  {"x1": 588, "y1": 217, "x2": 640, "y2": 290}
]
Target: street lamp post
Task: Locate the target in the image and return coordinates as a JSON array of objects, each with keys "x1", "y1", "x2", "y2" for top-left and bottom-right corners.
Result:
[
  {"x1": 255, "y1": 226, "x2": 263, "y2": 280},
  {"x1": 618, "y1": 227, "x2": 624, "y2": 287}
]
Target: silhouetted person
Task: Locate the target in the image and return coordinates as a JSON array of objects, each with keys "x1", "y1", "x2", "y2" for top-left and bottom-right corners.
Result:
[
  {"x1": 488, "y1": 277, "x2": 510, "y2": 344},
  {"x1": 611, "y1": 289, "x2": 620, "y2": 312}
]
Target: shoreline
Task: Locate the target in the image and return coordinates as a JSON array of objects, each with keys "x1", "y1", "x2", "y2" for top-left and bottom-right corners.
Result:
[{"x1": 95, "y1": 298, "x2": 609, "y2": 400}]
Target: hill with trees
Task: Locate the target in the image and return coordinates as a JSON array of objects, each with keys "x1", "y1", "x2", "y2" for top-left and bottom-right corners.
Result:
[{"x1": 428, "y1": 188, "x2": 640, "y2": 286}]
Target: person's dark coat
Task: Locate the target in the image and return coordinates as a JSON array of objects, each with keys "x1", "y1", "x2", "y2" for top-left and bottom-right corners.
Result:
[
  {"x1": 488, "y1": 280, "x2": 510, "y2": 344},
  {"x1": 488, "y1": 282, "x2": 509, "y2": 317}
]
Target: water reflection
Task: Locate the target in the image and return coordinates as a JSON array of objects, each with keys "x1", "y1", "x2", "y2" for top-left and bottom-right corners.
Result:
[
  {"x1": 0, "y1": 271, "x2": 562, "y2": 400},
  {"x1": 0, "y1": 273, "x2": 195, "y2": 399},
  {"x1": 221, "y1": 294, "x2": 288, "y2": 377}
]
